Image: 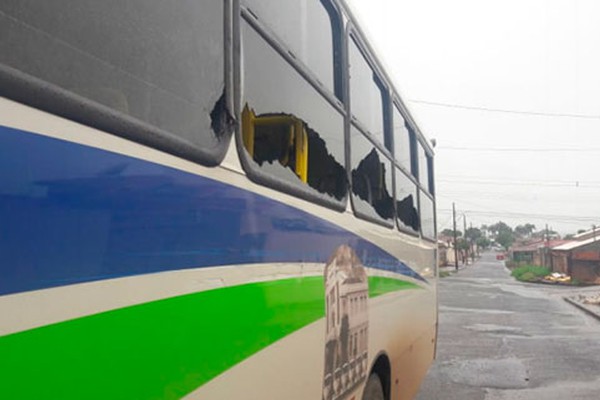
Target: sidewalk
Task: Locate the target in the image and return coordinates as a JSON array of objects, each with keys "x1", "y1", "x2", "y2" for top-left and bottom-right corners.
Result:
[{"x1": 563, "y1": 292, "x2": 600, "y2": 321}]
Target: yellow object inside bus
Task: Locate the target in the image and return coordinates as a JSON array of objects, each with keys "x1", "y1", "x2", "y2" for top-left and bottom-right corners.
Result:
[{"x1": 242, "y1": 105, "x2": 308, "y2": 183}]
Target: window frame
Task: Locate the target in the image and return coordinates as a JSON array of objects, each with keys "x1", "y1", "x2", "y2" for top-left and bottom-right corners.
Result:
[
  {"x1": 236, "y1": 2, "x2": 348, "y2": 212},
  {"x1": 0, "y1": 0, "x2": 234, "y2": 167},
  {"x1": 419, "y1": 188, "x2": 437, "y2": 241},
  {"x1": 393, "y1": 162, "x2": 421, "y2": 237},
  {"x1": 347, "y1": 31, "x2": 391, "y2": 154},
  {"x1": 349, "y1": 123, "x2": 396, "y2": 229},
  {"x1": 346, "y1": 27, "x2": 396, "y2": 229}
]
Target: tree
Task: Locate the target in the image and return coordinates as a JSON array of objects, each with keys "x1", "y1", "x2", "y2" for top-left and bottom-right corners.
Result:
[
  {"x1": 515, "y1": 223, "x2": 536, "y2": 238},
  {"x1": 496, "y1": 231, "x2": 514, "y2": 250},
  {"x1": 465, "y1": 227, "x2": 482, "y2": 242},
  {"x1": 441, "y1": 228, "x2": 461, "y2": 237},
  {"x1": 488, "y1": 221, "x2": 513, "y2": 237},
  {"x1": 476, "y1": 237, "x2": 491, "y2": 249}
]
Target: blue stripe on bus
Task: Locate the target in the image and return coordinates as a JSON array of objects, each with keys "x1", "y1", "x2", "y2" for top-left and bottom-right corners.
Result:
[{"x1": 0, "y1": 125, "x2": 426, "y2": 296}]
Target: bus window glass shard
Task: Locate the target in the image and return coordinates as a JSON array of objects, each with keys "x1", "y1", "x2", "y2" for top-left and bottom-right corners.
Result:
[
  {"x1": 241, "y1": 21, "x2": 346, "y2": 202},
  {"x1": 350, "y1": 127, "x2": 394, "y2": 224},
  {"x1": 395, "y1": 167, "x2": 419, "y2": 233},
  {"x1": 0, "y1": 0, "x2": 226, "y2": 152}
]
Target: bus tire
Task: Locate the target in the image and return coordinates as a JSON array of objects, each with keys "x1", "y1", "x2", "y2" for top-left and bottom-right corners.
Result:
[{"x1": 362, "y1": 373, "x2": 385, "y2": 400}]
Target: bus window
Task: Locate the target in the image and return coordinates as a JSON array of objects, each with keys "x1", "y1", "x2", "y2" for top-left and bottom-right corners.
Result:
[
  {"x1": 420, "y1": 190, "x2": 436, "y2": 239},
  {"x1": 393, "y1": 105, "x2": 412, "y2": 171},
  {"x1": 0, "y1": 0, "x2": 227, "y2": 157},
  {"x1": 409, "y1": 127, "x2": 419, "y2": 179},
  {"x1": 418, "y1": 142, "x2": 430, "y2": 190},
  {"x1": 243, "y1": 0, "x2": 341, "y2": 98},
  {"x1": 395, "y1": 167, "x2": 419, "y2": 233},
  {"x1": 350, "y1": 126, "x2": 394, "y2": 225},
  {"x1": 349, "y1": 37, "x2": 386, "y2": 147},
  {"x1": 241, "y1": 20, "x2": 346, "y2": 202},
  {"x1": 427, "y1": 154, "x2": 435, "y2": 195}
]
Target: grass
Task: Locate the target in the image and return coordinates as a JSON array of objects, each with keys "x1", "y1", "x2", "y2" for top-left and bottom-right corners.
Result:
[
  {"x1": 439, "y1": 271, "x2": 452, "y2": 278},
  {"x1": 511, "y1": 265, "x2": 551, "y2": 282}
]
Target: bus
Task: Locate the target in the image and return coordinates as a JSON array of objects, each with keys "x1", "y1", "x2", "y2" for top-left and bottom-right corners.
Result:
[{"x1": 0, "y1": 1, "x2": 437, "y2": 399}]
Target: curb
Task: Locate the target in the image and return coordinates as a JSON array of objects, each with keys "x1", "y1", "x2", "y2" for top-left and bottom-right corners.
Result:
[{"x1": 564, "y1": 297, "x2": 600, "y2": 321}]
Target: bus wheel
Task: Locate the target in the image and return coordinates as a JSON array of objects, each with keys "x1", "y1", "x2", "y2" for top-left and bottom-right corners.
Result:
[{"x1": 362, "y1": 374, "x2": 385, "y2": 400}]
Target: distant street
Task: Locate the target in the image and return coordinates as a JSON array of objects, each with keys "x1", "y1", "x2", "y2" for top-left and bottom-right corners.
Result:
[{"x1": 416, "y1": 253, "x2": 600, "y2": 400}]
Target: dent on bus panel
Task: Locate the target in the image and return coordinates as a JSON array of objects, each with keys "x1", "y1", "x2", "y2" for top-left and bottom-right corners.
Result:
[{"x1": 242, "y1": 105, "x2": 347, "y2": 201}]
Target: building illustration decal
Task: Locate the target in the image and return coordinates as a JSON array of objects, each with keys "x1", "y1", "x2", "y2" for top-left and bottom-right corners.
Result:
[{"x1": 322, "y1": 245, "x2": 369, "y2": 400}]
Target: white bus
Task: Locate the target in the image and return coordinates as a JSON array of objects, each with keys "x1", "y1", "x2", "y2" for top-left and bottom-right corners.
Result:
[{"x1": 0, "y1": 1, "x2": 437, "y2": 399}]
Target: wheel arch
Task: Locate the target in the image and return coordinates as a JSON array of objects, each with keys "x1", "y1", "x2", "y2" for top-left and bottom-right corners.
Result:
[{"x1": 367, "y1": 351, "x2": 391, "y2": 400}]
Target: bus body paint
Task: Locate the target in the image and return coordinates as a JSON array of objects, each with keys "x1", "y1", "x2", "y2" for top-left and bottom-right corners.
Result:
[
  {"x1": 0, "y1": 125, "x2": 425, "y2": 297},
  {"x1": 0, "y1": 275, "x2": 418, "y2": 399}
]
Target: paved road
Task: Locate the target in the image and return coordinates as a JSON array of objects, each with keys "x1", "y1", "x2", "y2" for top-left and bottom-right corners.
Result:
[{"x1": 416, "y1": 253, "x2": 600, "y2": 400}]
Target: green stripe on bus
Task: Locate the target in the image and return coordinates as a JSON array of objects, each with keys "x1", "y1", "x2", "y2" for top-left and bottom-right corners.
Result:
[
  {"x1": 368, "y1": 276, "x2": 422, "y2": 298},
  {"x1": 0, "y1": 274, "x2": 419, "y2": 399},
  {"x1": 0, "y1": 277, "x2": 325, "y2": 400}
]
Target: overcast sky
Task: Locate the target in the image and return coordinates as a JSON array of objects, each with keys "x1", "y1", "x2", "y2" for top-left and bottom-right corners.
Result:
[{"x1": 345, "y1": 0, "x2": 600, "y2": 235}]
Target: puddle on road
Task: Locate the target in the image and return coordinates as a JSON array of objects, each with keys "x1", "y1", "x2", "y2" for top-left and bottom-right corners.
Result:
[
  {"x1": 485, "y1": 377, "x2": 600, "y2": 400},
  {"x1": 441, "y1": 358, "x2": 529, "y2": 390},
  {"x1": 466, "y1": 323, "x2": 530, "y2": 337},
  {"x1": 440, "y1": 306, "x2": 514, "y2": 315},
  {"x1": 492, "y1": 283, "x2": 549, "y2": 299}
]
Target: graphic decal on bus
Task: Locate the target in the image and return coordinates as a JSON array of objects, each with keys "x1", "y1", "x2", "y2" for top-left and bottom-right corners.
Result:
[{"x1": 323, "y1": 245, "x2": 369, "y2": 400}]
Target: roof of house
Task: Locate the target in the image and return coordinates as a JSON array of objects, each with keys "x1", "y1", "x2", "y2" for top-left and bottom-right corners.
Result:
[
  {"x1": 512, "y1": 239, "x2": 570, "y2": 252},
  {"x1": 573, "y1": 226, "x2": 600, "y2": 240},
  {"x1": 553, "y1": 236, "x2": 600, "y2": 251}
]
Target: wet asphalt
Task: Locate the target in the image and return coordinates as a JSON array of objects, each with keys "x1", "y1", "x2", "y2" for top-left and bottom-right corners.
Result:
[{"x1": 415, "y1": 252, "x2": 600, "y2": 400}]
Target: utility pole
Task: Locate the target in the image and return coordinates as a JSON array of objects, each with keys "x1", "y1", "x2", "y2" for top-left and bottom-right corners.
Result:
[
  {"x1": 470, "y1": 222, "x2": 475, "y2": 262},
  {"x1": 453, "y1": 202, "x2": 458, "y2": 271},
  {"x1": 544, "y1": 223, "x2": 549, "y2": 267},
  {"x1": 463, "y1": 213, "x2": 468, "y2": 264}
]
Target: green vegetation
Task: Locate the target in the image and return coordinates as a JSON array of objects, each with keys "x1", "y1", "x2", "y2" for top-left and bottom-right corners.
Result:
[
  {"x1": 439, "y1": 271, "x2": 452, "y2": 278},
  {"x1": 511, "y1": 265, "x2": 551, "y2": 282}
]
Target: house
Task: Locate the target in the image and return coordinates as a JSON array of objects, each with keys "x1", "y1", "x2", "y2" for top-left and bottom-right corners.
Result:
[
  {"x1": 510, "y1": 239, "x2": 570, "y2": 268},
  {"x1": 551, "y1": 237, "x2": 600, "y2": 284},
  {"x1": 511, "y1": 241, "x2": 544, "y2": 265}
]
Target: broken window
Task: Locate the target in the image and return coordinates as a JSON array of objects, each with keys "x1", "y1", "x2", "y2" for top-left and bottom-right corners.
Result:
[
  {"x1": 244, "y1": 0, "x2": 341, "y2": 98},
  {"x1": 395, "y1": 167, "x2": 419, "y2": 233},
  {"x1": 420, "y1": 190, "x2": 435, "y2": 239},
  {"x1": 0, "y1": 0, "x2": 226, "y2": 153},
  {"x1": 350, "y1": 127, "x2": 394, "y2": 225},
  {"x1": 241, "y1": 20, "x2": 346, "y2": 203},
  {"x1": 349, "y1": 36, "x2": 387, "y2": 146}
]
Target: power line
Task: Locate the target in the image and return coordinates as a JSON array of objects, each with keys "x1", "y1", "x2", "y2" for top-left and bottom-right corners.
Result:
[
  {"x1": 441, "y1": 175, "x2": 600, "y2": 185},
  {"x1": 438, "y1": 146, "x2": 600, "y2": 152},
  {"x1": 437, "y1": 178, "x2": 600, "y2": 189},
  {"x1": 408, "y1": 99, "x2": 600, "y2": 120},
  {"x1": 438, "y1": 208, "x2": 599, "y2": 222}
]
